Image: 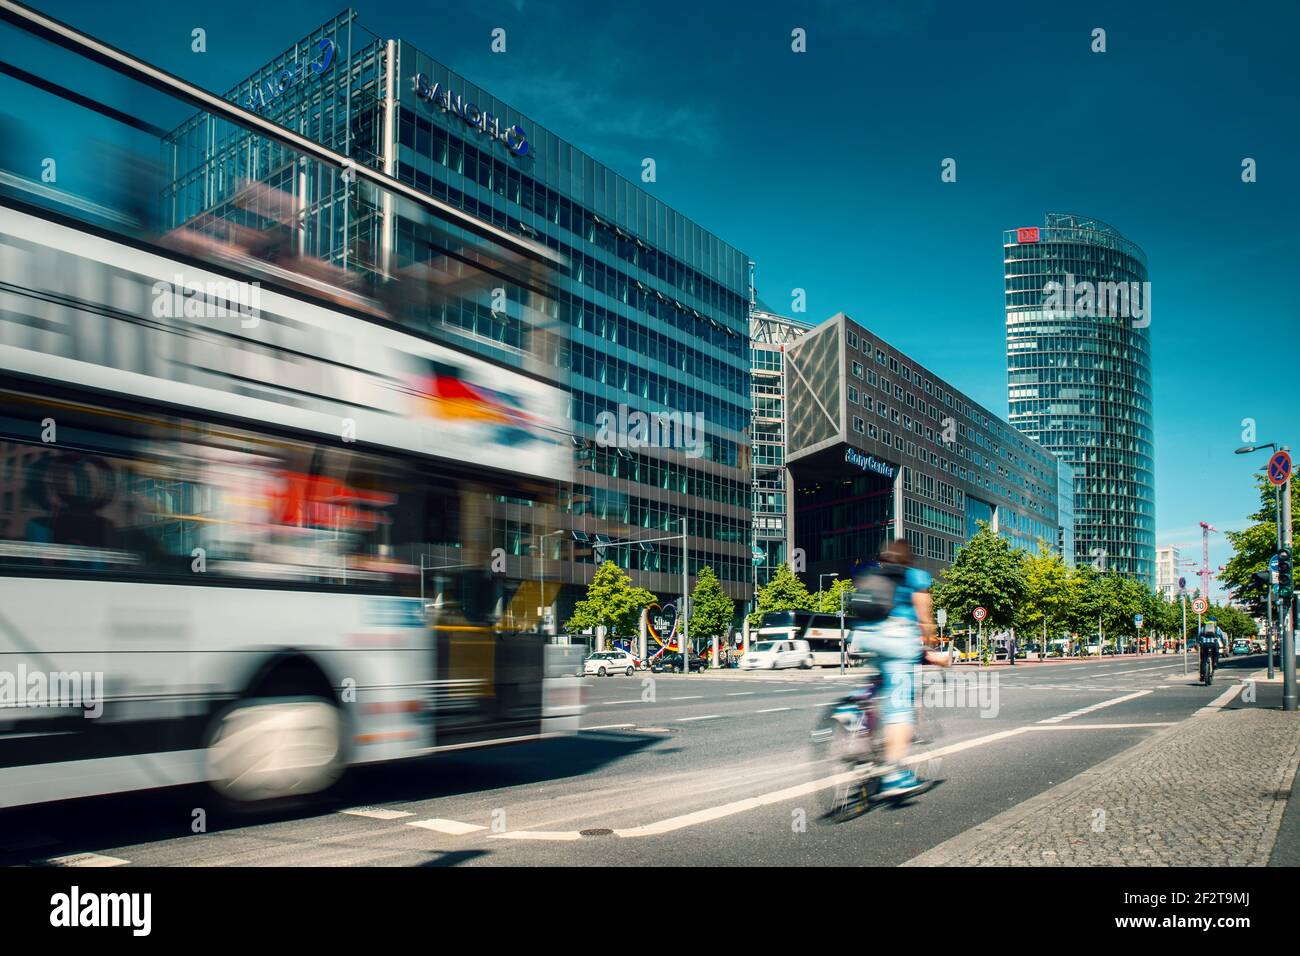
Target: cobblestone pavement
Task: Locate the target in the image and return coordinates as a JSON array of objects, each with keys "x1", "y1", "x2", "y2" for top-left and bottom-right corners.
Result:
[{"x1": 905, "y1": 685, "x2": 1300, "y2": 866}]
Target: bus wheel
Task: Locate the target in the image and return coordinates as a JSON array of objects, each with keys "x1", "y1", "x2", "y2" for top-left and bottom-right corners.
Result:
[
  {"x1": 205, "y1": 697, "x2": 344, "y2": 806},
  {"x1": 205, "y1": 659, "x2": 346, "y2": 807}
]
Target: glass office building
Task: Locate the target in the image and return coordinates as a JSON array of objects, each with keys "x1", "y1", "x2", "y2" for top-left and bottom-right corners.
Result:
[
  {"x1": 163, "y1": 11, "x2": 753, "y2": 621},
  {"x1": 784, "y1": 314, "x2": 1067, "y2": 583},
  {"x1": 1004, "y1": 213, "x2": 1154, "y2": 585}
]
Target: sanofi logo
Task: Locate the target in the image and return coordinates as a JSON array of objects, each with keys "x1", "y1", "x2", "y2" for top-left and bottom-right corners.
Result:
[
  {"x1": 412, "y1": 73, "x2": 530, "y2": 157},
  {"x1": 243, "y1": 37, "x2": 336, "y2": 113}
]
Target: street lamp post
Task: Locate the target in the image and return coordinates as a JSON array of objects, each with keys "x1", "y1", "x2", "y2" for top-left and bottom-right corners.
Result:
[
  {"x1": 819, "y1": 573, "x2": 839, "y2": 613},
  {"x1": 1236, "y1": 443, "x2": 1296, "y2": 711}
]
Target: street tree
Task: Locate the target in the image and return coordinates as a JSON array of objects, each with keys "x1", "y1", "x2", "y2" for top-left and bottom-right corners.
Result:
[
  {"x1": 931, "y1": 522, "x2": 1026, "y2": 632},
  {"x1": 565, "y1": 560, "x2": 656, "y2": 647},
  {"x1": 817, "y1": 577, "x2": 856, "y2": 615},
  {"x1": 1222, "y1": 474, "x2": 1300, "y2": 594},
  {"x1": 1015, "y1": 544, "x2": 1075, "y2": 647},
  {"x1": 688, "y1": 565, "x2": 735, "y2": 652},
  {"x1": 748, "y1": 562, "x2": 815, "y2": 626}
]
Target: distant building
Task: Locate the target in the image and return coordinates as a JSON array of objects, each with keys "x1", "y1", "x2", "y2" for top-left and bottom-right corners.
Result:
[
  {"x1": 1005, "y1": 213, "x2": 1154, "y2": 585},
  {"x1": 1156, "y1": 545, "x2": 1181, "y2": 601}
]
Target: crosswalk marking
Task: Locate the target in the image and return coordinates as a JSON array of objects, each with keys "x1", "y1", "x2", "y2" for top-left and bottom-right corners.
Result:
[
  {"x1": 43, "y1": 852, "x2": 130, "y2": 867},
  {"x1": 341, "y1": 807, "x2": 414, "y2": 820},
  {"x1": 407, "y1": 818, "x2": 487, "y2": 835}
]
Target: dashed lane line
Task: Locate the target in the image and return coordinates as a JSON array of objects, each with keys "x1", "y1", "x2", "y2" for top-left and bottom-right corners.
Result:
[{"x1": 1037, "y1": 690, "x2": 1151, "y2": 724}]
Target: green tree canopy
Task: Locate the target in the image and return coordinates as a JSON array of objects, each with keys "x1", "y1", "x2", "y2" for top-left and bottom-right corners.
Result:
[
  {"x1": 1223, "y1": 473, "x2": 1299, "y2": 605},
  {"x1": 931, "y1": 522, "x2": 1025, "y2": 631},
  {"x1": 816, "y1": 577, "x2": 856, "y2": 614},
  {"x1": 565, "y1": 560, "x2": 656, "y2": 641},
  {"x1": 748, "y1": 562, "x2": 815, "y2": 626},
  {"x1": 688, "y1": 565, "x2": 734, "y2": 645},
  {"x1": 1014, "y1": 544, "x2": 1076, "y2": 640}
]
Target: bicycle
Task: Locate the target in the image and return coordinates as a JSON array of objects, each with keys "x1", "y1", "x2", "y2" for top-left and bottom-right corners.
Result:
[
  {"x1": 808, "y1": 656, "x2": 941, "y2": 821},
  {"x1": 1200, "y1": 653, "x2": 1215, "y2": 686}
]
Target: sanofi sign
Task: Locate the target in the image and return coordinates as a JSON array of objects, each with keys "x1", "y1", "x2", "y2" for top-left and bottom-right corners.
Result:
[
  {"x1": 845, "y1": 448, "x2": 896, "y2": 479},
  {"x1": 243, "y1": 37, "x2": 336, "y2": 112},
  {"x1": 412, "y1": 73, "x2": 530, "y2": 157}
]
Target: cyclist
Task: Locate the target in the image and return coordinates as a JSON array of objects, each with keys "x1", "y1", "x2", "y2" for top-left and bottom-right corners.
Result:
[
  {"x1": 1198, "y1": 624, "x2": 1220, "y2": 683},
  {"x1": 847, "y1": 538, "x2": 949, "y2": 799}
]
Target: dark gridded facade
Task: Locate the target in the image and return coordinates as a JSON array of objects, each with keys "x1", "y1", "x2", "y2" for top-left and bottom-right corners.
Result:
[{"x1": 1004, "y1": 213, "x2": 1154, "y2": 585}]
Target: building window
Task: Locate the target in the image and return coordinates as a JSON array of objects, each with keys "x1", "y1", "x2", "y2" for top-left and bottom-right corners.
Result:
[
  {"x1": 846, "y1": 331, "x2": 858, "y2": 349},
  {"x1": 848, "y1": 385, "x2": 859, "y2": 404},
  {"x1": 853, "y1": 416, "x2": 865, "y2": 434},
  {"x1": 852, "y1": 361, "x2": 863, "y2": 379}
]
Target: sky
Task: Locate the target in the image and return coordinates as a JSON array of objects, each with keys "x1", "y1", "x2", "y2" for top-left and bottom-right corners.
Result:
[{"x1": 9, "y1": 0, "x2": 1299, "y2": 597}]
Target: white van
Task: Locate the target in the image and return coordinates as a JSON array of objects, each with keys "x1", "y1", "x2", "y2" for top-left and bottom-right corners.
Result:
[{"x1": 741, "y1": 639, "x2": 814, "y2": 670}]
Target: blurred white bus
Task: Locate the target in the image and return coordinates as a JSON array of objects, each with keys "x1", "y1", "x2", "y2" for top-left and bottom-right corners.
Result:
[
  {"x1": 755, "y1": 610, "x2": 850, "y2": 667},
  {"x1": 0, "y1": 204, "x2": 579, "y2": 809}
]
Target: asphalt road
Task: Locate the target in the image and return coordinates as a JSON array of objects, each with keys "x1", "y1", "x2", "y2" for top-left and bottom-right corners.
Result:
[{"x1": 1, "y1": 652, "x2": 1281, "y2": 866}]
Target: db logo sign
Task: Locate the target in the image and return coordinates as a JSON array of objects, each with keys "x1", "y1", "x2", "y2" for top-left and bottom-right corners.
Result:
[{"x1": 1016, "y1": 227, "x2": 1040, "y2": 243}]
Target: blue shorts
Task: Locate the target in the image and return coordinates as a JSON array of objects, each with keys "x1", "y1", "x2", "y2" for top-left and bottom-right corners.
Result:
[{"x1": 849, "y1": 618, "x2": 922, "y2": 726}]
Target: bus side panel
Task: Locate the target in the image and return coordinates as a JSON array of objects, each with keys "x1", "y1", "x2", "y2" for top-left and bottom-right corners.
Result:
[{"x1": 0, "y1": 578, "x2": 432, "y2": 807}]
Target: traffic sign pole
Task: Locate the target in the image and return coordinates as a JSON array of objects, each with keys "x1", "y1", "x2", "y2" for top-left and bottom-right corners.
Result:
[
  {"x1": 1281, "y1": 457, "x2": 1296, "y2": 712},
  {"x1": 1181, "y1": 593, "x2": 1187, "y2": 676}
]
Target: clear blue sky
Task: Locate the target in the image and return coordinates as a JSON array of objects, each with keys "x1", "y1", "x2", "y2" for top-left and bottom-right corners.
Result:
[{"x1": 17, "y1": 0, "x2": 1300, "y2": 597}]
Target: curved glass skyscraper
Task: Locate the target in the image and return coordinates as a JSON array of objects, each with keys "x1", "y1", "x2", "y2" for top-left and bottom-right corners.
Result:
[{"x1": 1004, "y1": 213, "x2": 1154, "y2": 584}]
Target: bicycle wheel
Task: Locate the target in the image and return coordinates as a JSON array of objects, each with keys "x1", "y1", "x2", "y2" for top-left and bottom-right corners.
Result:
[{"x1": 810, "y1": 705, "x2": 871, "y2": 820}]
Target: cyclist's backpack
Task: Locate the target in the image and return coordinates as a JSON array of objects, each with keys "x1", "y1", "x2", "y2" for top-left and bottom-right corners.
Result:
[{"x1": 848, "y1": 563, "x2": 907, "y2": 623}]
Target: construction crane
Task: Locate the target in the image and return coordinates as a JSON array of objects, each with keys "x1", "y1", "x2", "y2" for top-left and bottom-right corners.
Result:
[{"x1": 1199, "y1": 521, "x2": 1217, "y2": 601}]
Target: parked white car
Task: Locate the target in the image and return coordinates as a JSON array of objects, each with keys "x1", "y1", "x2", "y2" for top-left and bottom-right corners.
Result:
[
  {"x1": 584, "y1": 650, "x2": 637, "y2": 677},
  {"x1": 740, "y1": 639, "x2": 814, "y2": 670}
]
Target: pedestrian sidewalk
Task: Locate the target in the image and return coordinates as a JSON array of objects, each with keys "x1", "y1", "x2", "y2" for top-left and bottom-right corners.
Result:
[{"x1": 905, "y1": 675, "x2": 1300, "y2": 866}]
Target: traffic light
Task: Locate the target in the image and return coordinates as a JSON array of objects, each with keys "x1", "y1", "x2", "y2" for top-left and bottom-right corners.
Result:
[{"x1": 1278, "y1": 549, "x2": 1293, "y2": 599}]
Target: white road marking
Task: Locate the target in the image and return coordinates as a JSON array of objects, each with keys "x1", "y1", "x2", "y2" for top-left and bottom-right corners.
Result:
[
  {"x1": 1196, "y1": 682, "x2": 1244, "y2": 714},
  {"x1": 407, "y1": 818, "x2": 487, "y2": 835},
  {"x1": 670, "y1": 696, "x2": 702, "y2": 701},
  {"x1": 1028, "y1": 722, "x2": 1174, "y2": 730},
  {"x1": 43, "y1": 852, "x2": 129, "y2": 867},
  {"x1": 678, "y1": 714, "x2": 721, "y2": 722},
  {"x1": 755, "y1": 707, "x2": 791, "y2": 713},
  {"x1": 490, "y1": 716, "x2": 1186, "y2": 842},
  {"x1": 605, "y1": 700, "x2": 642, "y2": 705},
  {"x1": 340, "y1": 807, "x2": 414, "y2": 820},
  {"x1": 583, "y1": 723, "x2": 636, "y2": 731},
  {"x1": 1038, "y1": 690, "x2": 1151, "y2": 724},
  {"x1": 726, "y1": 692, "x2": 755, "y2": 697}
]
